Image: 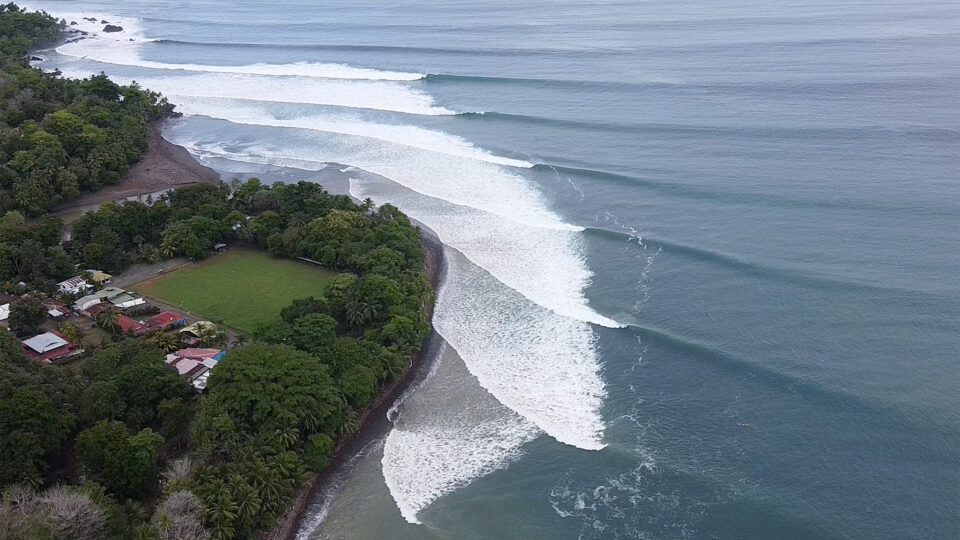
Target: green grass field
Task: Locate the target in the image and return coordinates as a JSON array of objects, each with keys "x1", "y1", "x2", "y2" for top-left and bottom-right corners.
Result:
[{"x1": 132, "y1": 249, "x2": 335, "y2": 333}]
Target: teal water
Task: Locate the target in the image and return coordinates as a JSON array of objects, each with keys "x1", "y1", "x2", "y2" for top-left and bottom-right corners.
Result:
[{"x1": 29, "y1": 0, "x2": 960, "y2": 537}]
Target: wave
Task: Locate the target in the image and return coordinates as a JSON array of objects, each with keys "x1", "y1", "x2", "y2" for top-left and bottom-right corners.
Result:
[
  {"x1": 57, "y1": 37, "x2": 423, "y2": 81},
  {"x1": 381, "y1": 343, "x2": 540, "y2": 523},
  {"x1": 169, "y1": 128, "x2": 577, "y2": 232},
  {"x1": 469, "y1": 112, "x2": 960, "y2": 142},
  {"x1": 426, "y1": 73, "x2": 675, "y2": 91},
  {"x1": 625, "y1": 322, "x2": 960, "y2": 437},
  {"x1": 171, "y1": 97, "x2": 530, "y2": 168},
  {"x1": 583, "y1": 226, "x2": 959, "y2": 300},
  {"x1": 153, "y1": 38, "x2": 612, "y2": 58},
  {"x1": 537, "y1": 163, "x2": 960, "y2": 217},
  {"x1": 346, "y1": 184, "x2": 609, "y2": 446},
  {"x1": 54, "y1": 66, "x2": 455, "y2": 116}
]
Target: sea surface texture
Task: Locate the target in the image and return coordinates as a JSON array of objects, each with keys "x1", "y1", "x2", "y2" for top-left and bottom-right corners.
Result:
[{"x1": 28, "y1": 0, "x2": 960, "y2": 538}]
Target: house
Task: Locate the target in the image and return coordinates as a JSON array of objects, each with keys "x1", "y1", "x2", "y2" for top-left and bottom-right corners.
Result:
[
  {"x1": 83, "y1": 302, "x2": 114, "y2": 317},
  {"x1": 171, "y1": 347, "x2": 225, "y2": 362},
  {"x1": 107, "y1": 291, "x2": 145, "y2": 310},
  {"x1": 22, "y1": 331, "x2": 83, "y2": 364},
  {"x1": 116, "y1": 314, "x2": 147, "y2": 335},
  {"x1": 168, "y1": 357, "x2": 204, "y2": 377},
  {"x1": 42, "y1": 299, "x2": 69, "y2": 319},
  {"x1": 192, "y1": 370, "x2": 211, "y2": 391},
  {"x1": 74, "y1": 287, "x2": 127, "y2": 312},
  {"x1": 147, "y1": 311, "x2": 187, "y2": 331},
  {"x1": 58, "y1": 276, "x2": 91, "y2": 296},
  {"x1": 0, "y1": 304, "x2": 8, "y2": 322},
  {"x1": 165, "y1": 347, "x2": 224, "y2": 391},
  {"x1": 179, "y1": 321, "x2": 216, "y2": 345},
  {"x1": 87, "y1": 270, "x2": 112, "y2": 285}
]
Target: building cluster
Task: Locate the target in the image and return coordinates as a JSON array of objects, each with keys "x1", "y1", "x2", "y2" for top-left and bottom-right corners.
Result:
[{"x1": 1, "y1": 272, "x2": 226, "y2": 391}]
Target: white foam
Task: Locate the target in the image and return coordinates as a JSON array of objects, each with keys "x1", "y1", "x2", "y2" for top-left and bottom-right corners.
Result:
[
  {"x1": 172, "y1": 97, "x2": 531, "y2": 167},
  {"x1": 379, "y1": 341, "x2": 541, "y2": 524},
  {"x1": 351, "y1": 178, "x2": 622, "y2": 328},
  {"x1": 55, "y1": 67, "x2": 454, "y2": 116},
  {"x1": 427, "y1": 247, "x2": 607, "y2": 449},
  {"x1": 57, "y1": 35, "x2": 423, "y2": 81},
  {"x1": 383, "y1": 414, "x2": 539, "y2": 524}
]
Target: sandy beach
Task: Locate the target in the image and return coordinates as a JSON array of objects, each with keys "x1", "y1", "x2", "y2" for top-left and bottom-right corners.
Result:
[{"x1": 49, "y1": 120, "x2": 222, "y2": 221}]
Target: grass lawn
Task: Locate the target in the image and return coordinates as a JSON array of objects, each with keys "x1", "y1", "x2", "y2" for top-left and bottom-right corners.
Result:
[{"x1": 132, "y1": 249, "x2": 335, "y2": 333}]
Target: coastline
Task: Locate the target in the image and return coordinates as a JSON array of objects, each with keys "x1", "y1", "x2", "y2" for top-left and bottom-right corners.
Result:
[
  {"x1": 35, "y1": 26, "x2": 447, "y2": 536},
  {"x1": 50, "y1": 120, "x2": 222, "y2": 220},
  {"x1": 263, "y1": 230, "x2": 446, "y2": 540},
  {"x1": 133, "y1": 125, "x2": 446, "y2": 540}
]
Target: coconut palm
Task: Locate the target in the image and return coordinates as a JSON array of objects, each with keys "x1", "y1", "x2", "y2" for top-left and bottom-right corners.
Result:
[
  {"x1": 153, "y1": 332, "x2": 180, "y2": 353},
  {"x1": 196, "y1": 325, "x2": 219, "y2": 347},
  {"x1": 213, "y1": 330, "x2": 228, "y2": 349},
  {"x1": 95, "y1": 310, "x2": 121, "y2": 334}
]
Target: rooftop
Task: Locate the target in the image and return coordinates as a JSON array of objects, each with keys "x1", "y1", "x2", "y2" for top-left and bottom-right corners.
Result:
[
  {"x1": 147, "y1": 311, "x2": 186, "y2": 328},
  {"x1": 22, "y1": 332, "x2": 69, "y2": 354},
  {"x1": 58, "y1": 276, "x2": 88, "y2": 288},
  {"x1": 175, "y1": 348, "x2": 223, "y2": 360},
  {"x1": 117, "y1": 315, "x2": 146, "y2": 334}
]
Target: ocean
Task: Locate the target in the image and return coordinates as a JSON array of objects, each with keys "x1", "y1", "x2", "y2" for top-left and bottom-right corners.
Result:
[{"x1": 27, "y1": 0, "x2": 960, "y2": 538}]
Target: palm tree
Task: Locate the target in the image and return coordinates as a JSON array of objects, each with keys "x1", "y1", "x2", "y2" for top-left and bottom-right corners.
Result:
[
  {"x1": 204, "y1": 492, "x2": 238, "y2": 540},
  {"x1": 95, "y1": 310, "x2": 121, "y2": 334},
  {"x1": 213, "y1": 330, "x2": 228, "y2": 349},
  {"x1": 159, "y1": 241, "x2": 176, "y2": 260},
  {"x1": 196, "y1": 325, "x2": 219, "y2": 347},
  {"x1": 273, "y1": 427, "x2": 299, "y2": 451},
  {"x1": 59, "y1": 323, "x2": 83, "y2": 348},
  {"x1": 229, "y1": 475, "x2": 261, "y2": 528},
  {"x1": 153, "y1": 332, "x2": 180, "y2": 353}
]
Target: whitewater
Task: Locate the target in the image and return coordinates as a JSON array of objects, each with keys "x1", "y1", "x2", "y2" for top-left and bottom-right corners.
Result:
[{"x1": 31, "y1": 8, "x2": 615, "y2": 526}]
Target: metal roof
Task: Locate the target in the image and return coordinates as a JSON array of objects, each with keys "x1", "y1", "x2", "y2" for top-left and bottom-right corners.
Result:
[{"x1": 22, "y1": 333, "x2": 68, "y2": 354}]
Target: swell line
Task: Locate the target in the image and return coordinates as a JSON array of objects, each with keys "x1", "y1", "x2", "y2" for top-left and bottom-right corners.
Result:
[
  {"x1": 626, "y1": 323, "x2": 959, "y2": 435},
  {"x1": 583, "y1": 226, "x2": 958, "y2": 300}
]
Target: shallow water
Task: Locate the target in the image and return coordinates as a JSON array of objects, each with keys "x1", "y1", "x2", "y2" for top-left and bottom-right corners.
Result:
[{"x1": 28, "y1": 0, "x2": 960, "y2": 537}]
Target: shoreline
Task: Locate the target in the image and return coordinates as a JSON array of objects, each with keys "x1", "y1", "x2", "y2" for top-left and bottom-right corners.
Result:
[
  {"x1": 50, "y1": 120, "x2": 222, "y2": 221},
  {"x1": 263, "y1": 232, "x2": 446, "y2": 540},
  {"x1": 131, "y1": 124, "x2": 447, "y2": 540}
]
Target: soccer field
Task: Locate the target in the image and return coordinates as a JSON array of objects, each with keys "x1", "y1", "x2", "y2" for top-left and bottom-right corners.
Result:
[{"x1": 132, "y1": 249, "x2": 335, "y2": 333}]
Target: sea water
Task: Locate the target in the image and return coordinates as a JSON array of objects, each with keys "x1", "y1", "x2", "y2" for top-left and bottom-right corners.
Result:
[{"x1": 27, "y1": 1, "x2": 960, "y2": 538}]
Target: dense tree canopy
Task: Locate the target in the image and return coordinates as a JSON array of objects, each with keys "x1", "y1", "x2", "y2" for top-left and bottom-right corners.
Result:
[
  {"x1": 0, "y1": 328, "x2": 77, "y2": 487},
  {"x1": 0, "y1": 5, "x2": 175, "y2": 216},
  {"x1": 0, "y1": 9, "x2": 433, "y2": 535},
  {"x1": 75, "y1": 420, "x2": 164, "y2": 499}
]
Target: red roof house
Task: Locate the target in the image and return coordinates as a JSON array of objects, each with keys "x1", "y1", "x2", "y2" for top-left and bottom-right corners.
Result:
[
  {"x1": 173, "y1": 348, "x2": 224, "y2": 361},
  {"x1": 117, "y1": 314, "x2": 147, "y2": 335},
  {"x1": 146, "y1": 311, "x2": 187, "y2": 331},
  {"x1": 22, "y1": 330, "x2": 83, "y2": 364}
]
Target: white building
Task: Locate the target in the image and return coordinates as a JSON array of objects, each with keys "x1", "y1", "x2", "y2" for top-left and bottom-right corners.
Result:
[{"x1": 58, "y1": 276, "x2": 91, "y2": 296}]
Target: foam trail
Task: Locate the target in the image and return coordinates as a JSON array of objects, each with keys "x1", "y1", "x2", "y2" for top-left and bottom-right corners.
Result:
[
  {"x1": 172, "y1": 97, "x2": 532, "y2": 168},
  {"x1": 350, "y1": 169, "x2": 608, "y2": 448},
  {"x1": 380, "y1": 331, "x2": 541, "y2": 525}
]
